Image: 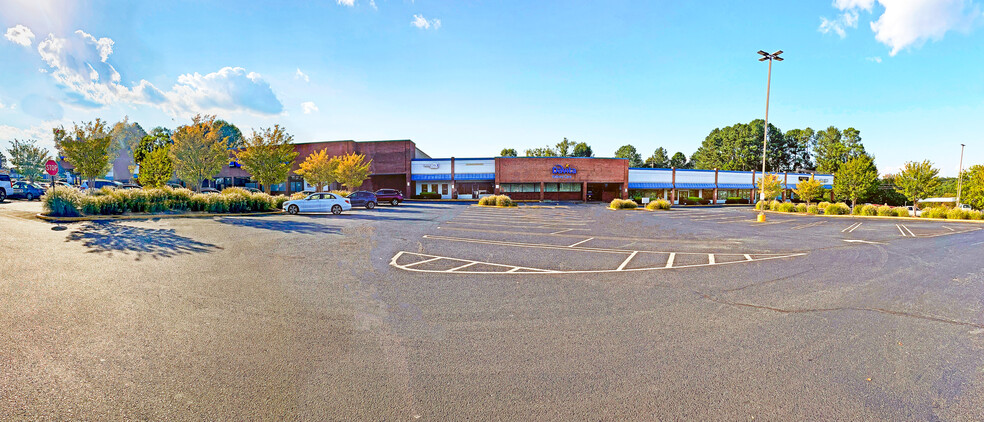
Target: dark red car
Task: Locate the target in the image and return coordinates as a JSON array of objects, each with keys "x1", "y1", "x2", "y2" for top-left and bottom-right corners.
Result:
[{"x1": 374, "y1": 189, "x2": 404, "y2": 206}]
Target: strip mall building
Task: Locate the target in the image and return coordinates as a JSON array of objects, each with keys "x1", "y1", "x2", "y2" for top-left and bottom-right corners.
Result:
[{"x1": 67, "y1": 138, "x2": 835, "y2": 203}]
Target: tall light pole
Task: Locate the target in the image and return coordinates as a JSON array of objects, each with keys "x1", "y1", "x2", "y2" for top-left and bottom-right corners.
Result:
[
  {"x1": 956, "y1": 143, "x2": 966, "y2": 207},
  {"x1": 757, "y1": 50, "x2": 783, "y2": 205}
]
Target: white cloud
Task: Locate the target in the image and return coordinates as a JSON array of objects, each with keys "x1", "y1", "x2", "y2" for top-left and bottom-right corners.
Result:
[
  {"x1": 0, "y1": 100, "x2": 4, "y2": 109},
  {"x1": 337, "y1": 0, "x2": 355, "y2": 6},
  {"x1": 28, "y1": 27, "x2": 283, "y2": 116},
  {"x1": 823, "y1": 0, "x2": 982, "y2": 56},
  {"x1": 370, "y1": 0, "x2": 377, "y2": 10},
  {"x1": 295, "y1": 68, "x2": 310, "y2": 82},
  {"x1": 412, "y1": 14, "x2": 441, "y2": 30},
  {"x1": 4, "y1": 25, "x2": 35, "y2": 47},
  {"x1": 866, "y1": 56, "x2": 883, "y2": 63},
  {"x1": 301, "y1": 101, "x2": 319, "y2": 114}
]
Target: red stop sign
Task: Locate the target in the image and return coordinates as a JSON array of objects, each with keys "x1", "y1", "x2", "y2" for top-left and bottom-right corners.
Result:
[{"x1": 45, "y1": 160, "x2": 58, "y2": 176}]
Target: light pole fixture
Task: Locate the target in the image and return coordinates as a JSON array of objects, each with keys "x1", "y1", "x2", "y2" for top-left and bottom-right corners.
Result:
[
  {"x1": 757, "y1": 50, "x2": 783, "y2": 206},
  {"x1": 956, "y1": 143, "x2": 966, "y2": 207}
]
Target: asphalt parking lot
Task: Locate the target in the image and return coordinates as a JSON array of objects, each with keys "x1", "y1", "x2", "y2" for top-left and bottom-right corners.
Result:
[{"x1": 2, "y1": 199, "x2": 984, "y2": 419}]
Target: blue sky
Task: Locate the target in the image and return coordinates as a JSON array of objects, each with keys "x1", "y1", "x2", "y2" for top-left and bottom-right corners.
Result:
[{"x1": 1, "y1": 0, "x2": 982, "y2": 176}]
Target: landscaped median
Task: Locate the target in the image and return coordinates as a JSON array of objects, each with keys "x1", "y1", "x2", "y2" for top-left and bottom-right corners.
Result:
[
  {"x1": 755, "y1": 200, "x2": 984, "y2": 222},
  {"x1": 39, "y1": 186, "x2": 286, "y2": 221},
  {"x1": 609, "y1": 198, "x2": 672, "y2": 211}
]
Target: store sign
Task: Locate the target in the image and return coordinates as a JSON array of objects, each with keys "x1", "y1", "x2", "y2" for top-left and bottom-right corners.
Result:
[
  {"x1": 551, "y1": 164, "x2": 577, "y2": 179},
  {"x1": 424, "y1": 163, "x2": 440, "y2": 169}
]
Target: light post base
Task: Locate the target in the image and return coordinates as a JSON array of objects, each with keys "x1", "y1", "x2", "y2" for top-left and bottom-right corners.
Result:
[{"x1": 757, "y1": 212, "x2": 766, "y2": 223}]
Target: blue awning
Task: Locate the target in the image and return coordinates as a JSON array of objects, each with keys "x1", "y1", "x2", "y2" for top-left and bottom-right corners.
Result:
[
  {"x1": 717, "y1": 183, "x2": 754, "y2": 189},
  {"x1": 411, "y1": 173, "x2": 453, "y2": 181},
  {"x1": 675, "y1": 183, "x2": 716, "y2": 189},
  {"x1": 454, "y1": 173, "x2": 495, "y2": 181},
  {"x1": 628, "y1": 182, "x2": 673, "y2": 189}
]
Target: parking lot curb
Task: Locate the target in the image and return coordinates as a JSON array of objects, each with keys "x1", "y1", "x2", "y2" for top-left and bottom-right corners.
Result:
[
  {"x1": 760, "y1": 210, "x2": 984, "y2": 224},
  {"x1": 36, "y1": 210, "x2": 284, "y2": 223}
]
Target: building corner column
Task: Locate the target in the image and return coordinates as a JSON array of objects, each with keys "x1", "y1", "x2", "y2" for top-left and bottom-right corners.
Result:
[
  {"x1": 713, "y1": 168, "x2": 719, "y2": 204},
  {"x1": 451, "y1": 157, "x2": 456, "y2": 199},
  {"x1": 671, "y1": 167, "x2": 676, "y2": 204},
  {"x1": 539, "y1": 182, "x2": 545, "y2": 201},
  {"x1": 582, "y1": 181, "x2": 587, "y2": 202}
]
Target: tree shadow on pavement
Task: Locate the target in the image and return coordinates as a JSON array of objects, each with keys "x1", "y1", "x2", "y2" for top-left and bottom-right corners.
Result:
[
  {"x1": 215, "y1": 217, "x2": 341, "y2": 234},
  {"x1": 65, "y1": 222, "x2": 221, "y2": 260}
]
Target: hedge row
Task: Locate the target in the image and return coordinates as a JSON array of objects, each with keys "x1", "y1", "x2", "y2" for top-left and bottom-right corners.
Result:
[
  {"x1": 921, "y1": 207, "x2": 984, "y2": 220},
  {"x1": 41, "y1": 186, "x2": 288, "y2": 217}
]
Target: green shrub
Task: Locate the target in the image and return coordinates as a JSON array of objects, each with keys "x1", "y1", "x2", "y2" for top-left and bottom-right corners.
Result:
[
  {"x1": 270, "y1": 195, "x2": 288, "y2": 210},
  {"x1": 769, "y1": 200, "x2": 781, "y2": 211},
  {"x1": 807, "y1": 205, "x2": 820, "y2": 214},
  {"x1": 494, "y1": 195, "x2": 514, "y2": 207},
  {"x1": 777, "y1": 202, "x2": 795, "y2": 212},
  {"x1": 610, "y1": 198, "x2": 637, "y2": 210},
  {"x1": 725, "y1": 197, "x2": 749, "y2": 205},
  {"x1": 80, "y1": 195, "x2": 101, "y2": 215},
  {"x1": 795, "y1": 203, "x2": 808, "y2": 213},
  {"x1": 478, "y1": 195, "x2": 496, "y2": 206},
  {"x1": 968, "y1": 210, "x2": 984, "y2": 220},
  {"x1": 817, "y1": 201, "x2": 831, "y2": 210},
  {"x1": 755, "y1": 200, "x2": 767, "y2": 210},
  {"x1": 206, "y1": 195, "x2": 229, "y2": 213},
  {"x1": 876, "y1": 205, "x2": 894, "y2": 216},
  {"x1": 290, "y1": 192, "x2": 307, "y2": 201},
  {"x1": 921, "y1": 207, "x2": 946, "y2": 219},
  {"x1": 329, "y1": 190, "x2": 352, "y2": 198},
  {"x1": 861, "y1": 204, "x2": 878, "y2": 216},
  {"x1": 414, "y1": 192, "x2": 442, "y2": 199},
  {"x1": 189, "y1": 194, "x2": 209, "y2": 211},
  {"x1": 646, "y1": 199, "x2": 671, "y2": 211},
  {"x1": 947, "y1": 208, "x2": 969, "y2": 220},
  {"x1": 895, "y1": 207, "x2": 910, "y2": 217},
  {"x1": 824, "y1": 203, "x2": 850, "y2": 215},
  {"x1": 41, "y1": 186, "x2": 83, "y2": 217}
]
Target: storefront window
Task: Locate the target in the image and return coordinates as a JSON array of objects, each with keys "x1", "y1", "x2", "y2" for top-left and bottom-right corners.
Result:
[
  {"x1": 560, "y1": 183, "x2": 581, "y2": 192},
  {"x1": 442, "y1": 184, "x2": 448, "y2": 195},
  {"x1": 421, "y1": 184, "x2": 429, "y2": 193},
  {"x1": 501, "y1": 183, "x2": 538, "y2": 193},
  {"x1": 545, "y1": 183, "x2": 558, "y2": 192}
]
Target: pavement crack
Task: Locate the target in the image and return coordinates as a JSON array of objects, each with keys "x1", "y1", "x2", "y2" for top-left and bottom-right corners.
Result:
[
  {"x1": 697, "y1": 292, "x2": 984, "y2": 329},
  {"x1": 721, "y1": 268, "x2": 813, "y2": 293}
]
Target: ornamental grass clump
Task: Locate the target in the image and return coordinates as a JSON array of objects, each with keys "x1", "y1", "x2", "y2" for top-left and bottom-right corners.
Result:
[
  {"x1": 876, "y1": 205, "x2": 894, "y2": 216},
  {"x1": 861, "y1": 204, "x2": 878, "y2": 216},
  {"x1": 646, "y1": 199, "x2": 671, "y2": 211},
  {"x1": 921, "y1": 207, "x2": 947, "y2": 219},
  {"x1": 494, "y1": 195, "x2": 514, "y2": 207},
  {"x1": 824, "y1": 202, "x2": 850, "y2": 215},
  {"x1": 817, "y1": 202, "x2": 831, "y2": 210},
  {"x1": 807, "y1": 205, "x2": 820, "y2": 215},
  {"x1": 769, "y1": 200, "x2": 781, "y2": 211},
  {"x1": 41, "y1": 186, "x2": 84, "y2": 217},
  {"x1": 946, "y1": 208, "x2": 970, "y2": 220},
  {"x1": 895, "y1": 207, "x2": 910, "y2": 217},
  {"x1": 777, "y1": 202, "x2": 795, "y2": 213},
  {"x1": 755, "y1": 200, "x2": 768, "y2": 210},
  {"x1": 968, "y1": 210, "x2": 984, "y2": 220},
  {"x1": 795, "y1": 203, "x2": 808, "y2": 213},
  {"x1": 610, "y1": 198, "x2": 637, "y2": 210}
]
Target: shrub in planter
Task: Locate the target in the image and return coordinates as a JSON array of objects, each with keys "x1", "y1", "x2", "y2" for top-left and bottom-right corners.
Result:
[
  {"x1": 725, "y1": 197, "x2": 749, "y2": 205},
  {"x1": 679, "y1": 198, "x2": 697, "y2": 206},
  {"x1": 414, "y1": 192, "x2": 442, "y2": 199},
  {"x1": 861, "y1": 204, "x2": 878, "y2": 216},
  {"x1": 947, "y1": 208, "x2": 969, "y2": 220},
  {"x1": 807, "y1": 205, "x2": 820, "y2": 214},
  {"x1": 646, "y1": 199, "x2": 671, "y2": 210},
  {"x1": 817, "y1": 201, "x2": 831, "y2": 210},
  {"x1": 824, "y1": 203, "x2": 850, "y2": 215},
  {"x1": 895, "y1": 207, "x2": 910, "y2": 217},
  {"x1": 755, "y1": 200, "x2": 768, "y2": 210},
  {"x1": 922, "y1": 207, "x2": 947, "y2": 219},
  {"x1": 769, "y1": 200, "x2": 781, "y2": 211},
  {"x1": 795, "y1": 203, "x2": 808, "y2": 213},
  {"x1": 877, "y1": 205, "x2": 894, "y2": 216},
  {"x1": 478, "y1": 195, "x2": 496, "y2": 206},
  {"x1": 968, "y1": 210, "x2": 984, "y2": 220},
  {"x1": 778, "y1": 202, "x2": 795, "y2": 213},
  {"x1": 610, "y1": 198, "x2": 637, "y2": 209},
  {"x1": 42, "y1": 186, "x2": 83, "y2": 217},
  {"x1": 494, "y1": 195, "x2": 514, "y2": 207}
]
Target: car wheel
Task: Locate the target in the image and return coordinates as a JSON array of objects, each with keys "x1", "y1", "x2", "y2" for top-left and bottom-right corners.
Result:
[
  {"x1": 332, "y1": 205, "x2": 342, "y2": 215},
  {"x1": 390, "y1": 199, "x2": 398, "y2": 206},
  {"x1": 26, "y1": 193, "x2": 33, "y2": 201},
  {"x1": 288, "y1": 204, "x2": 299, "y2": 215},
  {"x1": 0, "y1": 189, "x2": 5, "y2": 202},
  {"x1": 366, "y1": 201, "x2": 375, "y2": 210}
]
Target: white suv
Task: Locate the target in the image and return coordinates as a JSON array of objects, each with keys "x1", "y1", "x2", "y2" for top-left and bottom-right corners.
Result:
[{"x1": 0, "y1": 173, "x2": 11, "y2": 202}]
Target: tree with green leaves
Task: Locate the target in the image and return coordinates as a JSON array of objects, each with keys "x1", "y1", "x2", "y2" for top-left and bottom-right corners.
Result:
[
  {"x1": 235, "y1": 125, "x2": 299, "y2": 194},
  {"x1": 692, "y1": 120, "x2": 788, "y2": 171},
  {"x1": 6, "y1": 139, "x2": 50, "y2": 182},
  {"x1": 960, "y1": 164, "x2": 984, "y2": 210},
  {"x1": 834, "y1": 154, "x2": 879, "y2": 209},
  {"x1": 335, "y1": 153, "x2": 372, "y2": 190},
  {"x1": 139, "y1": 147, "x2": 174, "y2": 188},
  {"x1": 0, "y1": 150, "x2": 6, "y2": 168},
  {"x1": 645, "y1": 147, "x2": 669, "y2": 168},
  {"x1": 756, "y1": 174, "x2": 783, "y2": 201},
  {"x1": 670, "y1": 152, "x2": 690, "y2": 169},
  {"x1": 894, "y1": 160, "x2": 940, "y2": 209},
  {"x1": 109, "y1": 117, "x2": 147, "y2": 159},
  {"x1": 297, "y1": 148, "x2": 339, "y2": 192},
  {"x1": 571, "y1": 142, "x2": 593, "y2": 157},
  {"x1": 499, "y1": 148, "x2": 518, "y2": 157},
  {"x1": 134, "y1": 127, "x2": 173, "y2": 165},
  {"x1": 813, "y1": 126, "x2": 867, "y2": 174},
  {"x1": 212, "y1": 119, "x2": 244, "y2": 149},
  {"x1": 555, "y1": 138, "x2": 575, "y2": 157},
  {"x1": 55, "y1": 120, "x2": 113, "y2": 194},
  {"x1": 170, "y1": 115, "x2": 229, "y2": 192},
  {"x1": 614, "y1": 144, "x2": 643, "y2": 167},
  {"x1": 524, "y1": 147, "x2": 557, "y2": 157},
  {"x1": 793, "y1": 177, "x2": 824, "y2": 205},
  {"x1": 784, "y1": 128, "x2": 815, "y2": 170}
]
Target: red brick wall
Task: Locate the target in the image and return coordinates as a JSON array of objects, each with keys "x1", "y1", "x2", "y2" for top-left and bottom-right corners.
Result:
[{"x1": 496, "y1": 157, "x2": 628, "y2": 200}]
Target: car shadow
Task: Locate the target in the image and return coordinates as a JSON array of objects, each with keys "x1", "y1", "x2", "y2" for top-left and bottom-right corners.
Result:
[
  {"x1": 297, "y1": 212, "x2": 431, "y2": 222},
  {"x1": 215, "y1": 217, "x2": 341, "y2": 234},
  {"x1": 65, "y1": 221, "x2": 221, "y2": 260}
]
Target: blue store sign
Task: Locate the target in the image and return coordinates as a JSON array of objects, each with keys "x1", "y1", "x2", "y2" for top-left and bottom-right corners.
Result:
[{"x1": 551, "y1": 164, "x2": 576, "y2": 179}]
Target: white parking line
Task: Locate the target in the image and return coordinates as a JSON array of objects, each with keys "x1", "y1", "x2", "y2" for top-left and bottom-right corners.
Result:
[
  {"x1": 941, "y1": 225, "x2": 955, "y2": 232},
  {"x1": 900, "y1": 224, "x2": 916, "y2": 237},
  {"x1": 708, "y1": 254, "x2": 715, "y2": 265},
  {"x1": 403, "y1": 257, "x2": 442, "y2": 267},
  {"x1": 896, "y1": 224, "x2": 907, "y2": 236},
  {"x1": 551, "y1": 228, "x2": 574, "y2": 235},
  {"x1": 665, "y1": 253, "x2": 676, "y2": 268},
  {"x1": 617, "y1": 251, "x2": 638, "y2": 271},
  {"x1": 447, "y1": 262, "x2": 477, "y2": 272},
  {"x1": 568, "y1": 238, "x2": 594, "y2": 247},
  {"x1": 743, "y1": 254, "x2": 752, "y2": 261},
  {"x1": 842, "y1": 222, "x2": 862, "y2": 233}
]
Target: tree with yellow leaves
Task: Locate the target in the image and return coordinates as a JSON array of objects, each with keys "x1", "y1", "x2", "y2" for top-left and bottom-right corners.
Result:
[
  {"x1": 296, "y1": 148, "x2": 339, "y2": 192},
  {"x1": 334, "y1": 153, "x2": 372, "y2": 191},
  {"x1": 170, "y1": 115, "x2": 229, "y2": 192},
  {"x1": 236, "y1": 125, "x2": 298, "y2": 194}
]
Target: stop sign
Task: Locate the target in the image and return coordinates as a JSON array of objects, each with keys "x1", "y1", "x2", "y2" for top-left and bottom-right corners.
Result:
[{"x1": 45, "y1": 160, "x2": 58, "y2": 176}]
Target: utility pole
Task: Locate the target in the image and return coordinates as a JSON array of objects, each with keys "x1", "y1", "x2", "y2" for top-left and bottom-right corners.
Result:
[
  {"x1": 756, "y1": 50, "x2": 783, "y2": 220},
  {"x1": 956, "y1": 143, "x2": 966, "y2": 207}
]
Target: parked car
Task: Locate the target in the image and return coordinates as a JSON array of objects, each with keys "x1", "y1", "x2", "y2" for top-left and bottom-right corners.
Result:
[
  {"x1": 0, "y1": 173, "x2": 11, "y2": 202},
  {"x1": 283, "y1": 192, "x2": 352, "y2": 215},
  {"x1": 8, "y1": 181, "x2": 46, "y2": 200},
  {"x1": 347, "y1": 191, "x2": 377, "y2": 209},
  {"x1": 244, "y1": 187, "x2": 261, "y2": 193},
  {"x1": 167, "y1": 183, "x2": 184, "y2": 189},
  {"x1": 81, "y1": 179, "x2": 122, "y2": 190},
  {"x1": 905, "y1": 206, "x2": 922, "y2": 217},
  {"x1": 200, "y1": 187, "x2": 220, "y2": 194},
  {"x1": 374, "y1": 189, "x2": 404, "y2": 206},
  {"x1": 119, "y1": 183, "x2": 141, "y2": 190}
]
